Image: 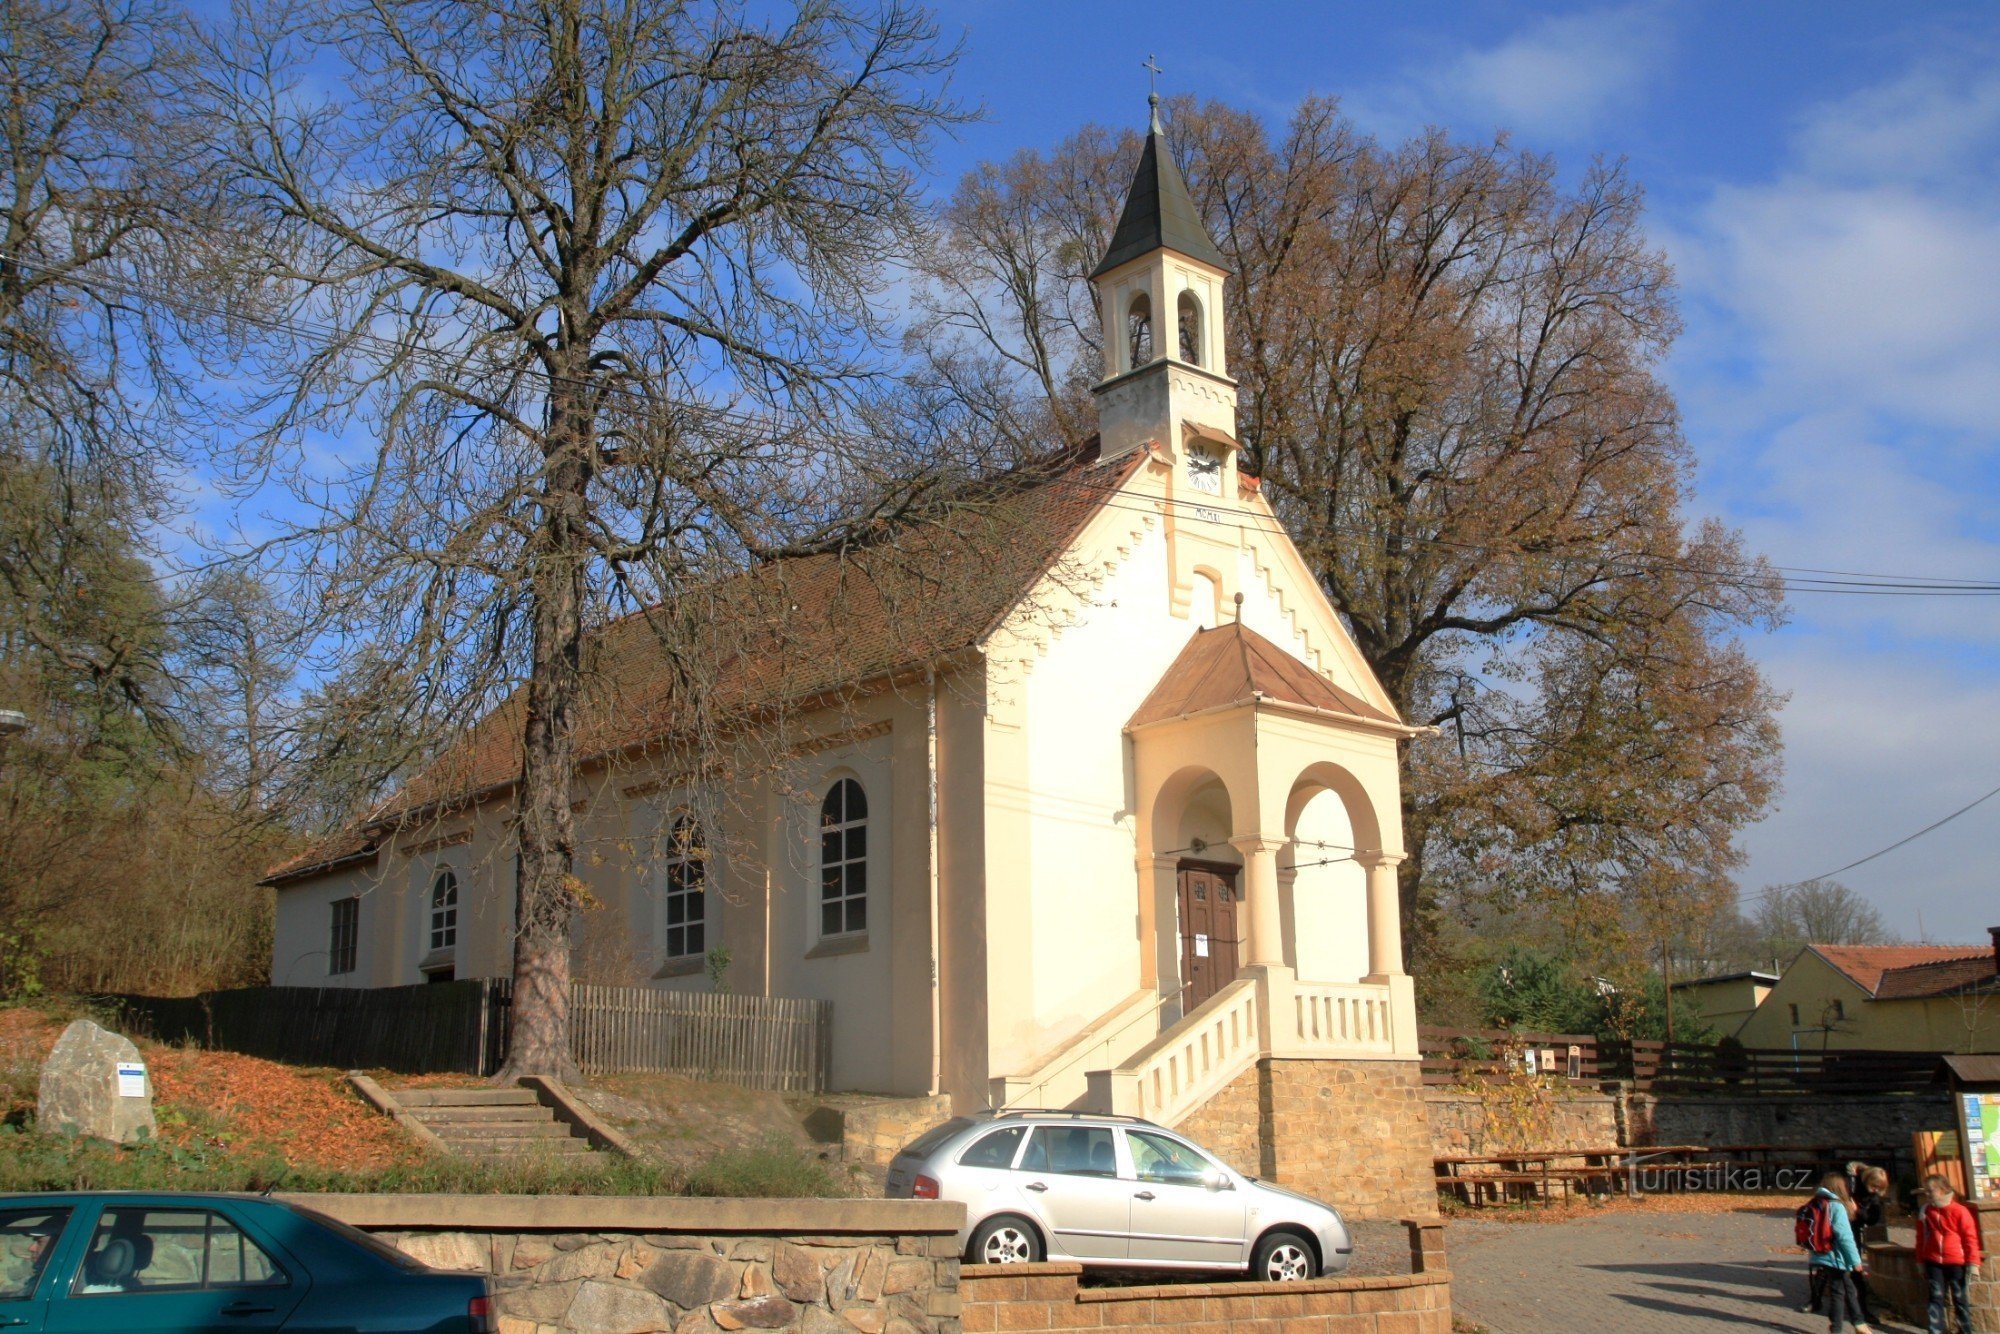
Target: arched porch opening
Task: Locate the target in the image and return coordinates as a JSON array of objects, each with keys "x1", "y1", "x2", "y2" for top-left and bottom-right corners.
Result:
[
  {"x1": 1144, "y1": 764, "x2": 1245, "y2": 1020},
  {"x1": 1283, "y1": 760, "x2": 1404, "y2": 983}
]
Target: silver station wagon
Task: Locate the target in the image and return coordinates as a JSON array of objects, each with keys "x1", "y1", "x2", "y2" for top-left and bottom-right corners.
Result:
[{"x1": 883, "y1": 1111, "x2": 1352, "y2": 1281}]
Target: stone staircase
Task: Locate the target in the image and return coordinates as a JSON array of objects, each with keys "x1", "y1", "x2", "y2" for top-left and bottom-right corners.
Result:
[{"x1": 392, "y1": 1085, "x2": 599, "y2": 1162}]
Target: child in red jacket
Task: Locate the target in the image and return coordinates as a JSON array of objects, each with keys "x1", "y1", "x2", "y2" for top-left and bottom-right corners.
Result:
[{"x1": 1916, "y1": 1175, "x2": 1984, "y2": 1334}]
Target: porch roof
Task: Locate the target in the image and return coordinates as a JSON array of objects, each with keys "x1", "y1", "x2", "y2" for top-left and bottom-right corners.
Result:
[{"x1": 1127, "y1": 621, "x2": 1394, "y2": 730}]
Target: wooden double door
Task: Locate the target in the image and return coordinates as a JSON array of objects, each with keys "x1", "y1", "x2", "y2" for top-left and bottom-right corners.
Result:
[{"x1": 1176, "y1": 860, "x2": 1242, "y2": 1011}]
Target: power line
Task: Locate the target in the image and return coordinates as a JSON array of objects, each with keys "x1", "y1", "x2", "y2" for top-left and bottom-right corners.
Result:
[{"x1": 1798, "y1": 778, "x2": 2000, "y2": 884}]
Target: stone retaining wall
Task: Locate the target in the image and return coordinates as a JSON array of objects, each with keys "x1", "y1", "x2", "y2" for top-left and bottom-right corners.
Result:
[
  {"x1": 1865, "y1": 1203, "x2": 2000, "y2": 1334},
  {"x1": 1631, "y1": 1091, "x2": 1954, "y2": 1156},
  {"x1": 1177, "y1": 1057, "x2": 1437, "y2": 1219},
  {"x1": 961, "y1": 1264, "x2": 1452, "y2": 1332},
  {"x1": 287, "y1": 1195, "x2": 966, "y2": 1334},
  {"x1": 1424, "y1": 1089, "x2": 1621, "y2": 1156}
]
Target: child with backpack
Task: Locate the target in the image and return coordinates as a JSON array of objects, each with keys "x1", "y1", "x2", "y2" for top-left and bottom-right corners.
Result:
[
  {"x1": 1915, "y1": 1174, "x2": 1983, "y2": 1334},
  {"x1": 1798, "y1": 1173, "x2": 1874, "y2": 1334}
]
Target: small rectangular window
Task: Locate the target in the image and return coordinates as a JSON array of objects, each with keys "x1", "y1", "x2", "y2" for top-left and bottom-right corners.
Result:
[
  {"x1": 329, "y1": 898, "x2": 359, "y2": 975},
  {"x1": 1831, "y1": 999, "x2": 1845, "y2": 1021},
  {"x1": 1788, "y1": 1003, "x2": 1800, "y2": 1027}
]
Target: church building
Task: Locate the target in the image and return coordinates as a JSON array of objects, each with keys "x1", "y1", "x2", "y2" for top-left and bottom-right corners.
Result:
[{"x1": 265, "y1": 104, "x2": 1437, "y2": 1218}]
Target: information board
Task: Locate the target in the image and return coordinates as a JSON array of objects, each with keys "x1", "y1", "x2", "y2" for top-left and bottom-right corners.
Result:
[{"x1": 1962, "y1": 1090, "x2": 2000, "y2": 1201}]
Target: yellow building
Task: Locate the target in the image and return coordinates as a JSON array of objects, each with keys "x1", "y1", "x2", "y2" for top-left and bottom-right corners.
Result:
[
  {"x1": 1669, "y1": 970, "x2": 1777, "y2": 1037},
  {"x1": 1735, "y1": 938, "x2": 2000, "y2": 1054}
]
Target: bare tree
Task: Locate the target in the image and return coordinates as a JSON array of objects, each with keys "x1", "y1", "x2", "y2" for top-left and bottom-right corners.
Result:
[
  {"x1": 0, "y1": 0, "x2": 246, "y2": 731},
  {"x1": 1754, "y1": 879, "x2": 1897, "y2": 963},
  {"x1": 204, "y1": 0, "x2": 963, "y2": 1075},
  {"x1": 910, "y1": 96, "x2": 1785, "y2": 972}
]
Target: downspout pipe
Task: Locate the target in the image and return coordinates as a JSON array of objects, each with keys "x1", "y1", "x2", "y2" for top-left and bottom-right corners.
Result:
[{"x1": 927, "y1": 669, "x2": 944, "y2": 1098}]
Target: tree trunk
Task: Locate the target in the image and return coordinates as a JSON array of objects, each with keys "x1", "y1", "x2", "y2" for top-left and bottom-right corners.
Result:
[{"x1": 497, "y1": 381, "x2": 592, "y2": 1082}]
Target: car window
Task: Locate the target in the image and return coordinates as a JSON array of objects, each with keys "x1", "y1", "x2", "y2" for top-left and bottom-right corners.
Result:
[
  {"x1": 957, "y1": 1126, "x2": 1026, "y2": 1169},
  {"x1": 0, "y1": 1207, "x2": 71, "y2": 1301},
  {"x1": 1127, "y1": 1129, "x2": 1212, "y2": 1185},
  {"x1": 899, "y1": 1117, "x2": 974, "y2": 1159},
  {"x1": 285, "y1": 1205, "x2": 430, "y2": 1273},
  {"x1": 73, "y1": 1208, "x2": 286, "y2": 1295},
  {"x1": 1021, "y1": 1125, "x2": 1117, "y2": 1177}
]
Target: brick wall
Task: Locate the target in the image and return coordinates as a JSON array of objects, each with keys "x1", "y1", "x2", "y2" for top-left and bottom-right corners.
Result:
[
  {"x1": 1865, "y1": 1204, "x2": 2000, "y2": 1334},
  {"x1": 961, "y1": 1263, "x2": 1452, "y2": 1332},
  {"x1": 1176, "y1": 1057, "x2": 1437, "y2": 1219}
]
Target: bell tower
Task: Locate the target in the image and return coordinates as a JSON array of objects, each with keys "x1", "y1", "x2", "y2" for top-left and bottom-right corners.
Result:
[{"x1": 1090, "y1": 91, "x2": 1239, "y2": 473}]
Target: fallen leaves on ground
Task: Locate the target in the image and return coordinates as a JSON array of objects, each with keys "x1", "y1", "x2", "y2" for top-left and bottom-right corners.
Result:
[{"x1": 146, "y1": 1047, "x2": 426, "y2": 1173}]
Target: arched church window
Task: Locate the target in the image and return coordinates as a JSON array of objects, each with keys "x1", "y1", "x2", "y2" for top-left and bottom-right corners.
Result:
[
  {"x1": 1177, "y1": 291, "x2": 1202, "y2": 365},
  {"x1": 429, "y1": 868, "x2": 458, "y2": 953},
  {"x1": 663, "y1": 812, "x2": 706, "y2": 960},
  {"x1": 1127, "y1": 292, "x2": 1154, "y2": 369},
  {"x1": 819, "y1": 779, "x2": 868, "y2": 937}
]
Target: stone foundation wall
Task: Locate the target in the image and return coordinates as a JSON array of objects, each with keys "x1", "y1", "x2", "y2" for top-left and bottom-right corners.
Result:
[
  {"x1": 289, "y1": 1195, "x2": 965, "y2": 1334},
  {"x1": 1865, "y1": 1204, "x2": 2000, "y2": 1334},
  {"x1": 805, "y1": 1095, "x2": 955, "y2": 1168},
  {"x1": 1633, "y1": 1091, "x2": 1953, "y2": 1156},
  {"x1": 1424, "y1": 1090, "x2": 1620, "y2": 1156},
  {"x1": 1176, "y1": 1057, "x2": 1436, "y2": 1219},
  {"x1": 961, "y1": 1263, "x2": 1452, "y2": 1332}
]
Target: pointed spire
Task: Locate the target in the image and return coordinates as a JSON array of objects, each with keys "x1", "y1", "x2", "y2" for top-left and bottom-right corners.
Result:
[{"x1": 1089, "y1": 92, "x2": 1228, "y2": 279}]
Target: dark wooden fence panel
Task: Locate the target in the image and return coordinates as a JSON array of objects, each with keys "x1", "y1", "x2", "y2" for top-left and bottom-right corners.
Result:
[
  {"x1": 103, "y1": 979, "x2": 831, "y2": 1091},
  {"x1": 1418, "y1": 1024, "x2": 1942, "y2": 1096},
  {"x1": 106, "y1": 980, "x2": 502, "y2": 1075}
]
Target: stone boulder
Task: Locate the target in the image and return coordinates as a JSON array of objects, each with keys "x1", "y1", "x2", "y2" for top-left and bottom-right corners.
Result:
[{"x1": 37, "y1": 1020, "x2": 156, "y2": 1144}]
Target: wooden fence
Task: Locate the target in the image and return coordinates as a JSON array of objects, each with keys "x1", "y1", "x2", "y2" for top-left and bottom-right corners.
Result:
[
  {"x1": 106, "y1": 980, "x2": 831, "y2": 1090},
  {"x1": 1420, "y1": 1025, "x2": 1944, "y2": 1096},
  {"x1": 570, "y1": 985, "x2": 831, "y2": 1092},
  {"x1": 108, "y1": 980, "x2": 505, "y2": 1075}
]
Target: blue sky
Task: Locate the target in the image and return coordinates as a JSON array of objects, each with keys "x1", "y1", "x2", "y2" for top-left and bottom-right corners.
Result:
[{"x1": 925, "y1": 0, "x2": 2000, "y2": 942}]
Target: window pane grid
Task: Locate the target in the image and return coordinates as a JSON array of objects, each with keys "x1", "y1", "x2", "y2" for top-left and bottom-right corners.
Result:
[
  {"x1": 428, "y1": 870, "x2": 458, "y2": 952},
  {"x1": 662, "y1": 814, "x2": 706, "y2": 960},
  {"x1": 818, "y1": 780, "x2": 868, "y2": 938},
  {"x1": 328, "y1": 899, "x2": 358, "y2": 975}
]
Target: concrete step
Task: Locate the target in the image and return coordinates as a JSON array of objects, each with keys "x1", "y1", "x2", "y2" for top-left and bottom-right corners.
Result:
[
  {"x1": 427, "y1": 1120, "x2": 575, "y2": 1141},
  {"x1": 409, "y1": 1104, "x2": 558, "y2": 1124},
  {"x1": 395, "y1": 1088, "x2": 542, "y2": 1108}
]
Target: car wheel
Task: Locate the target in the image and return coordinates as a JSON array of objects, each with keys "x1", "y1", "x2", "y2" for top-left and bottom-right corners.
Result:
[
  {"x1": 968, "y1": 1215, "x2": 1043, "y2": 1265},
  {"x1": 1252, "y1": 1230, "x2": 1317, "y2": 1282}
]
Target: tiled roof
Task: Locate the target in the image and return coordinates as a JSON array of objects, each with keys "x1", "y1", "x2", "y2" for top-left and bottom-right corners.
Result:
[
  {"x1": 1127, "y1": 621, "x2": 1394, "y2": 730},
  {"x1": 1810, "y1": 944, "x2": 1994, "y2": 996},
  {"x1": 1872, "y1": 954, "x2": 2000, "y2": 1001},
  {"x1": 265, "y1": 443, "x2": 1145, "y2": 885}
]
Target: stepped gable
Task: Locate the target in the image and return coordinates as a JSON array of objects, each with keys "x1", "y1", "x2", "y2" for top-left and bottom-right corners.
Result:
[
  {"x1": 1127, "y1": 620, "x2": 1394, "y2": 729},
  {"x1": 1811, "y1": 943, "x2": 1995, "y2": 996},
  {"x1": 266, "y1": 441, "x2": 1144, "y2": 885}
]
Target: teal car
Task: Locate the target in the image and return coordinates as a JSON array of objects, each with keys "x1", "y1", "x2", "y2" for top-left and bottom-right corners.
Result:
[{"x1": 0, "y1": 1193, "x2": 493, "y2": 1332}]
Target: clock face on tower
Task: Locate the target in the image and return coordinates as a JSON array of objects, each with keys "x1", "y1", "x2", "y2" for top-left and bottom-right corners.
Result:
[{"x1": 1186, "y1": 448, "x2": 1223, "y2": 495}]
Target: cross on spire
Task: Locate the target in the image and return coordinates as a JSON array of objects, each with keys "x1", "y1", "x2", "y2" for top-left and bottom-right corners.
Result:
[{"x1": 1142, "y1": 54, "x2": 1163, "y2": 131}]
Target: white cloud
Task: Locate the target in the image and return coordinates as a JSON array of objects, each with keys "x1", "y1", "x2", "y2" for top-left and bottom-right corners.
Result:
[
  {"x1": 1735, "y1": 638, "x2": 2000, "y2": 943},
  {"x1": 1671, "y1": 57, "x2": 2000, "y2": 940},
  {"x1": 1431, "y1": 4, "x2": 1673, "y2": 140}
]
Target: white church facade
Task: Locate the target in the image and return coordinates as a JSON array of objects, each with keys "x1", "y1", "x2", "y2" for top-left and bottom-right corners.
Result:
[{"x1": 266, "y1": 109, "x2": 1436, "y2": 1217}]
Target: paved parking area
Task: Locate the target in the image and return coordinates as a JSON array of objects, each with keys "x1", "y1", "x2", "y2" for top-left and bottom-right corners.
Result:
[{"x1": 1450, "y1": 1205, "x2": 1916, "y2": 1333}]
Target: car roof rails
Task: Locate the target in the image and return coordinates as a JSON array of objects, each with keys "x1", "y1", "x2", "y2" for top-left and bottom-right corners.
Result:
[{"x1": 978, "y1": 1108, "x2": 1162, "y2": 1127}]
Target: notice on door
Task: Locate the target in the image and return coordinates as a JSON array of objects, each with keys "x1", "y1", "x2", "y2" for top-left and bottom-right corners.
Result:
[
  {"x1": 1194, "y1": 933, "x2": 1210, "y2": 957},
  {"x1": 116, "y1": 1061, "x2": 147, "y2": 1098}
]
